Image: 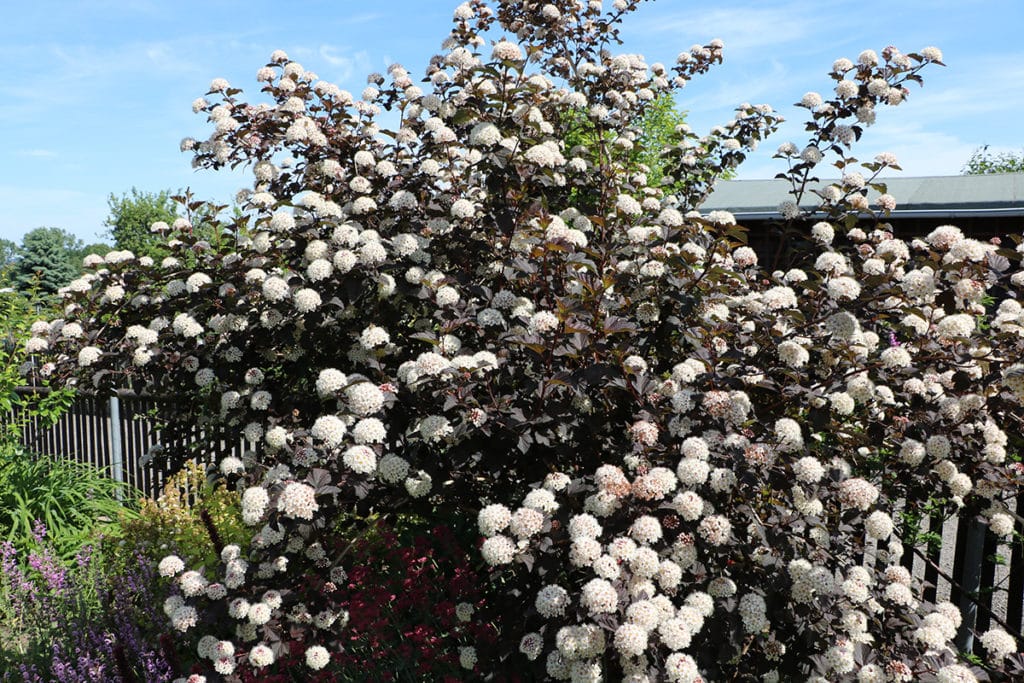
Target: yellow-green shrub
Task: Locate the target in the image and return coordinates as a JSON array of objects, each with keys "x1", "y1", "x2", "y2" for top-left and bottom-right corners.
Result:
[{"x1": 113, "y1": 461, "x2": 248, "y2": 568}]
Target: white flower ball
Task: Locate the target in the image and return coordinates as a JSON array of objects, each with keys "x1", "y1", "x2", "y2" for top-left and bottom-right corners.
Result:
[
  {"x1": 864, "y1": 511, "x2": 894, "y2": 540},
  {"x1": 248, "y1": 643, "x2": 275, "y2": 668},
  {"x1": 377, "y1": 454, "x2": 409, "y2": 483},
  {"x1": 305, "y1": 645, "x2": 330, "y2": 670},
  {"x1": 159, "y1": 555, "x2": 185, "y2": 577},
  {"x1": 342, "y1": 445, "x2": 377, "y2": 475},
  {"x1": 311, "y1": 415, "x2": 347, "y2": 447},
  {"x1": 477, "y1": 505, "x2": 512, "y2": 536},
  {"x1": 535, "y1": 585, "x2": 570, "y2": 618},
  {"x1": 480, "y1": 535, "x2": 516, "y2": 565},
  {"x1": 277, "y1": 482, "x2": 318, "y2": 520}
]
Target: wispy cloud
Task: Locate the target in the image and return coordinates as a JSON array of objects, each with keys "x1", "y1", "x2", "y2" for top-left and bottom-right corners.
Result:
[
  {"x1": 19, "y1": 149, "x2": 57, "y2": 158},
  {"x1": 896, "y1": 57, "x2": 1024, "y2": 124},
  {"x1": 857, "y1": 124, "x2": 977, "y2": 178},
  {"x1": 682, "y1": 60, "x2": 793, "y2": 117},
  {"x1": 1, "y1": 0, "x2": 1021, "y2": 246},
  {"x1": 0, "y1": 38, "x2": 213, "y2": 121},
  {"x1": 734, "y1": 121, "x2": 980, "y2": 182},
  {"x1": 287, "y1": 45, "x2": 373, "y2": 84},
  {"x1": 341, "y1": 13, "x2": 385, "y2": 26},
  {"x1": 633, "y1": 2, "x2": 836, "y2": 55}
]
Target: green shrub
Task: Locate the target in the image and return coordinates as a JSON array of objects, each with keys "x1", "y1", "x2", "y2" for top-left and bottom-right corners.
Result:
[
  {"x1": 113, "y1": 460, "x2": 249, "y2": 568},
  {"x1": 0, "y1": 445, "x2": 134, "y2": 560}
]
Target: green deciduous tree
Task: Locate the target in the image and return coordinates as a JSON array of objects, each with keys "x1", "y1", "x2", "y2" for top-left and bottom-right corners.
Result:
[
  {"x1": 72, "y1": 242, "x2": 113, "y2": 263},
  {"x1": 962, "y1": 145, "x2": 1024, "y2": 175},
  {"x1": 633, "y1": 91, "x2": 692, "y2": 186},
  {"x1": 563, "y1": 91, "x2": 690, "y2": 183},
  {"x1": 0, "y1": 284, "x2": 73, "y2": 445},
  {"x1": 104, "y1": 187, "x2": 179, "y2": 257}
]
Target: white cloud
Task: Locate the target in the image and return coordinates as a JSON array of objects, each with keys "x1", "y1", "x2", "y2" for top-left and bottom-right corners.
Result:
[
  {"x1": 732, "y1": 121, "x2": 979, "y2": 181},
  {"x1": 19, "y1": 149, "x2": 58, "y2": 158},
  {"x1": 681, "y1": 60, "x2": 792, "y2": 119},
  {"x1": 339, "y1": 12, "x2": 385, "y2": 25},
  {"x1": 316, "y1": 45, "x2": 373, "y2": 84},
  {"x1": 632, "y1": 2, "x2": 833, "y2": 55},
  {"x1": 860, "y1": 126, "x2": 976, "y2": 178}
]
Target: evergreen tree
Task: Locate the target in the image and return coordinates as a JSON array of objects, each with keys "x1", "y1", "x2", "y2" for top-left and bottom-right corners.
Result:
[{"x1": 14, "y1": 227, "x2": 80, "y2": 295}]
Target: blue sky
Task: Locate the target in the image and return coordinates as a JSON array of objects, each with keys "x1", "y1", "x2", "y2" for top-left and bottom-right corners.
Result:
[{"x1": 2, "y1": 0, "x2": 1022, "y2": 246}]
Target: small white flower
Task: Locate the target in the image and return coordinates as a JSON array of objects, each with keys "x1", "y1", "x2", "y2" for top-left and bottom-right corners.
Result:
[
  {"x1": 311, "y1": 415, "x2": 347, "y2": 447},
  {"x1": 360, "y1": 324, "x2": 390, "y2": 349},
  {"x1": 78, "y1": 346, "x2": 102, "y2": 367},
  {"x1": 451, "y1": 198, "x2": 476, "y2": 219},
  {"x1": 492, "y1": 40, "x2": 522, "y2": 61},
  {"x1": 481, "y1": 535, "x2": 516, "y2": 565},
  {"x1": 343, "y1": 445, "x2": 377, "y2": 475},
  {"x1": 979, "y1": 628, "x2": 1016, "y2": 661}
]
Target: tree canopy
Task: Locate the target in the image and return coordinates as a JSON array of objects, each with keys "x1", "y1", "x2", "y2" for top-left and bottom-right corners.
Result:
[
  {"x1": 962, "y1": 145, "x2": 1024, "y2": 175},
  {"x1": 104, "y1": 187, "x2": 180, "y2": 257}
]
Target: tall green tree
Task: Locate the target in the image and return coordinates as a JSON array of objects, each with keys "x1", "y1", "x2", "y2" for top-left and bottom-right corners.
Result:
[
  {"x1": 104, "y1": 187, "x2": 179, "y2": 257},
  {"x1": 633, "y1": 91, "x2": 692, "y2": 187},
  {"x1": 563, "y1": 91, "x2": 690, "y2": 184},
  {"x1": 560, "y1": 91, "x2": 699, "y2": 212},
  {"x1": 13, "y1": 227, "x2": 81, "y2": 295},
  {"x1": 961, "y1": 145, "x2": 1024, "y2": 175},
  {"x1": 561, "y1": 91, "x2": 738, "y2": 215}
]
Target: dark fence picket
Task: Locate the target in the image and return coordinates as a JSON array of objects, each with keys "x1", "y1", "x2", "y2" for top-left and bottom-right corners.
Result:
[
  {"x1": 949, "y1": 515, "x2": 970, "y2": 610},
  {"x1": 922, "y1": 511, "x2": 943, "y2": 605},
  {"x1": 976, "y1": 528, "x2": 999, "y2": 639},
  {"x1": 1007, "y1": 492, "x2": 1024, "y2": 636}
]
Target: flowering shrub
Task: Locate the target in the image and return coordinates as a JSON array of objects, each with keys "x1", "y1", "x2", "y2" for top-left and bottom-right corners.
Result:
[
  {"x1": 32, "y1": 0, "x2": 1024, "y2": 680},
  {"x1": 0, "y1": 285, "x2": 73, "y2": 446}
]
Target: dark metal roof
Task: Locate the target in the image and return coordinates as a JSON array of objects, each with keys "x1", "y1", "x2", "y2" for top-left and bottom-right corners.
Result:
[{"x1": 703, "y1": 173, "x2": 1024, "y2": 220}]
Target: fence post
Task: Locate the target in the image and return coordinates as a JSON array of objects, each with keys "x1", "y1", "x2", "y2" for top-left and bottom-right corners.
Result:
[
  {"x1": 954, "y1": 515, "x2": 986, "y2": 653},
  {"x1": 108, "y1": 394, "x2": 124, "y2": 501}
]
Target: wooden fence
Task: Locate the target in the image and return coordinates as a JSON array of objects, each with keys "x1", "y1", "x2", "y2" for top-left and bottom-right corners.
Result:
[
  {"x1": 2, "y1": 388, "x2": 1022, "y2": 654},
  {"x1": 893, "y1": 504, "x2": 1024, "y2": 651}
]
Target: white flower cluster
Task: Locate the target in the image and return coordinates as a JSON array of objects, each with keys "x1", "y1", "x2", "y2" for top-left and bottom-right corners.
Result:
[{"x1": 277, "y1": 482, "x2": 318, "y2": 520}]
